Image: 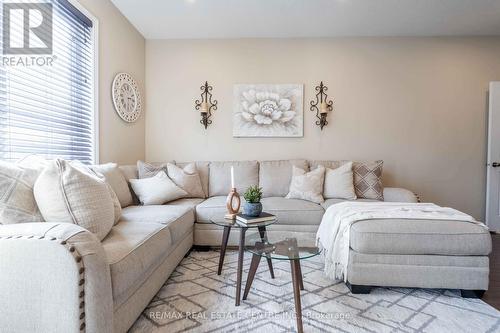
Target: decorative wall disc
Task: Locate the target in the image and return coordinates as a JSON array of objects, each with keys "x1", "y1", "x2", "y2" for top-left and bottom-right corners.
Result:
[{"x1": 112, "y1": 72, "x2": 142, "y2": 122}]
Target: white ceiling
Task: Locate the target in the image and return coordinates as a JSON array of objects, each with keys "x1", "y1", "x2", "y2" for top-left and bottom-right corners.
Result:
[{"x1": 110, "y1": 0, "x2": 500, "y2": 39}]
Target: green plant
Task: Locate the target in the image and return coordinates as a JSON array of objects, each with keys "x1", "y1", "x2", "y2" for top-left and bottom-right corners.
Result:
[{"x1": 243, "y1": 185, "x2": 263, "y2": 203}]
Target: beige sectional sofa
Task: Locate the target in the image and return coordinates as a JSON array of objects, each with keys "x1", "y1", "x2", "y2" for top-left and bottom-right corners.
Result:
[{"x1": 0, "y1": 159, "x2": 490, "y2": 333}]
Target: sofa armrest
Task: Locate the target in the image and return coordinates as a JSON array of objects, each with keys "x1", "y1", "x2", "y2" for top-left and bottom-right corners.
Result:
[
  {"x1": 383, "y1": 187, "x2": 419, "y2": 203},
  {"x1": 0, "y1": 223, "x2": 113, "y2": 333}
]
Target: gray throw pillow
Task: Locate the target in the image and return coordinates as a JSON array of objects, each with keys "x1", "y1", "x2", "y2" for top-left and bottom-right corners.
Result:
[
  {"x1": 353, "y1": 160, "x2": 384, "y2": 200},
  {"x1": 137, "y1": 160, "x2": 169, "y2": 179}
]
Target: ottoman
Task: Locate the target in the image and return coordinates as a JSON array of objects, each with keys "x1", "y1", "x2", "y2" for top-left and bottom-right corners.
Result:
[{"x1": 346, "y1": 218, "x2": 492, "y2": 298}]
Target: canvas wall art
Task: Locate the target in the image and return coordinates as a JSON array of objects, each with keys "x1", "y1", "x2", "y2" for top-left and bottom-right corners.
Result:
[{"x1": 233, "y1": 84, "x2": 303, "y2": 137}]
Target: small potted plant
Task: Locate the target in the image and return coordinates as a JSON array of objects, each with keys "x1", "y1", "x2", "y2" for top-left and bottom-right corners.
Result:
[{"x1": 243, "y1": 185, "x2": 263, "y2": 217}]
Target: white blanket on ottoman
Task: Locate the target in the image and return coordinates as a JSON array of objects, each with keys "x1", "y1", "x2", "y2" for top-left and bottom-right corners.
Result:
[{"x1": 316, "y1": 202, "x2": 484, "y2": 282}]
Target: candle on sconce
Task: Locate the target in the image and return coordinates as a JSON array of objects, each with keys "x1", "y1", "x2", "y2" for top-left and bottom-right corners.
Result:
[
  {"x1": 320, "y1": 102, "x2": 328, "y2": 114},
  {"x1": 230, "y1": 166, "x2": 235, "y2": 189},
  {"x1": 200, "y1": 102, "x2": 209, "y2": 113}
]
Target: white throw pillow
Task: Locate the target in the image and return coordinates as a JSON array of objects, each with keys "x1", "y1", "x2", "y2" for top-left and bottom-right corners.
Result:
[
  {"x1": 323, "y1": 162, "x2": 357, "y2": 200},
  {"x1": 166, "y1": 163, "x2": 205, "y2": 198},
  {"x1": 286, "y1": 165, "x2": 325, "y2": 204},
  {"x1": 88, "y1": 166, "x2": 122, "y2": 225},
  {"x1": 34, "y1": 159, "x2": 115, "y2": 240},
  {"x1": 130, "y1": 172, "x2": 188, "y2": 205},
  {"x1": 0, "y1": 160, "x2": 44, "y2": 224},
  {"x1": 91, "y1": 163, "x2": 133, "y2": 208}
]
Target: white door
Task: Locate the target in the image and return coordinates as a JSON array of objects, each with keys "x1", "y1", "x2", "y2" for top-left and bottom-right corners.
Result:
[{"x1": 486, "y1": 82, "x2": 500, "y2": 231}]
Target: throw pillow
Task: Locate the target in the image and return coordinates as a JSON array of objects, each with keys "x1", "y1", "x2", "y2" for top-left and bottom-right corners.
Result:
[
  {"x1": 33, "y1": 159, "x2": 115, "y2": 240},
  {"x1": 0, "y1": 161, "x2": 44, "y2": 224},
  {"x1": 129, "y1": 172, "x2": 188, "y2": 205},
  {"x1": 323, "y1": 162, "x2": 357, "y2": 200},
  {"x1": 87, "y1": 166, "x2": 122, "y2": 225},
  {"x1": 166, "y1": 163, "x2": 205, "y2": 198},
  {"x1": 286, "y1": 165, "x2": 325, "y2": 204},
  {"x1": 353, "y1": 160, "x2": 384, "y2": 200},
  {"x1": 91, "y1": 163, "x2": 133, "y2": 207},
  {"x1": 137, "y1": 160, "x2": 169, "y2": 179}
]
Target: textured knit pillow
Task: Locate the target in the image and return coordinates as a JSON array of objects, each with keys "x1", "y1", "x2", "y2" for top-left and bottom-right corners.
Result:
[
  {"x1": 353, "y1": 160, "x2": 384, "y2": 200},
  {"x1": 286, "y1": 165, "x2": 325, "y2": 204},
  {"x1": 166, "y1": 163, "x2": 205, "y2": 198},
  {"x1": 34, "y1": 159, "x2": 115, "y2": 240},
  {"x1": 137, "y1": 160, "x2": 169, "y2": 179},
  {"x1": 323, "y1": 162, "x2": 357, "y2": 200},
  {"x1": 0, "y1": 161, "x2": 44, "y2": 224},
  {"x1": 91, "y1": 163, "x2": 133, "y2": 208},
  {"x1": 130, "y1": 172, "x2": 188, "y2": 205}
]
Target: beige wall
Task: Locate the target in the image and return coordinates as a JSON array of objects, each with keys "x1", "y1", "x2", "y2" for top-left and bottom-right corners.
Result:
[
  {"x1": 145, "y1": 37, "x2": 500, "y2": 219},
  {"x1": 78, "y1": 0, "x2": 145, "y2": 164}
]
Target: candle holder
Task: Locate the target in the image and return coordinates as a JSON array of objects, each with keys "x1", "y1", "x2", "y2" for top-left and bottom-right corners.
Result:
[
  {"x1": 195, "y1": 81, "x2": 218, "y2": 129},
  {"x1": 310, "y1": 81, "x2": 333, "y2": 130},
  {"x1": 225, "y1": 188, "x2": 241, "y2": 220}
]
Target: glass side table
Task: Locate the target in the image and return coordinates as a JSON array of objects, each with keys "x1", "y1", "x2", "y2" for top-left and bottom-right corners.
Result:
[
  {"x1": 209, "y1": 216, "x2": 277, "y2": 306},
  {"x1": 244, "y1": 236, "x2": 321, "y2": 333}
]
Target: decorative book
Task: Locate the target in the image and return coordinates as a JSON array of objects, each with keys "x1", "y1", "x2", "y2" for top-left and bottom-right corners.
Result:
[{"x1": 236, "y1": 212, "x2": 276, "y2": 224}]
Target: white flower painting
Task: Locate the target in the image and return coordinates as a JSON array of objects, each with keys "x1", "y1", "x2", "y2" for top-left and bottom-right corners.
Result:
[{"x1": 233, "y1": 84, "x2": 303, "y2": 137}]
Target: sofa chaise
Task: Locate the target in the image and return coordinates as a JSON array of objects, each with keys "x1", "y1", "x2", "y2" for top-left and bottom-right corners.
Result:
[{"x1": 0, "y1": 159, "x2": 490, "y2": 333}]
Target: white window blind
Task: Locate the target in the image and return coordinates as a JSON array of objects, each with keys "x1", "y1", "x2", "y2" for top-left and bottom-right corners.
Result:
[{"x1": 0, "y1": 0, "x2": 96, "y2": 164}]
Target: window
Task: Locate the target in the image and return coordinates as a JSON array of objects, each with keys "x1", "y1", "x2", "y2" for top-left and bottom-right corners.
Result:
[{"x1": 0, "y1": 0, "x2": 96, "y2": 164}]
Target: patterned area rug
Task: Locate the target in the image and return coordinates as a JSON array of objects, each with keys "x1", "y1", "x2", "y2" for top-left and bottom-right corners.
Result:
[{"x1": 130, "y1": 250, "x2": 500, "y2": 333}]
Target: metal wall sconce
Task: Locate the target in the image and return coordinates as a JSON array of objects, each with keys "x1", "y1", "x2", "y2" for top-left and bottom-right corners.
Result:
[
  {"x1": 195, "y1": 81, "x2": 218, "y2": 129},
  {"x1": 310, "y1": 81, "x2": 333, "y2": 130}
]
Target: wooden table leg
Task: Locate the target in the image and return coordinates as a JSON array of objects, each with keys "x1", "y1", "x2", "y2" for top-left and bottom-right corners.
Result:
[
  {"x1": 296, "y1": 259, "x2": 304, "y2": 290},
  {"x1": 290, "y1": 259, "x2": 303, "y2": 333},
  {"x1": 243, "y1": 253, "x2": 261, "y2": 300},
  {"x1": 235, "y1": 227, "x2": 246, "y2": 306},
  {"x1": 217, "y1": 226, "x2": 231, "y2": 275},
  {"x1": 258, "y1": 226, "x2": 275, "y2": 279}
]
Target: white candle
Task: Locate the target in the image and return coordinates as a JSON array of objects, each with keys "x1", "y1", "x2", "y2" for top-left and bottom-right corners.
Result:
[
  {"x1": 320, "y1": 102, "x2": 328, "y2": 114},
  {"x1": 200, "y1": 102, "x2": 208, "y2": 113},
  {"x1": 230, "y1": 166, "x2": 235, "y2": 189}
]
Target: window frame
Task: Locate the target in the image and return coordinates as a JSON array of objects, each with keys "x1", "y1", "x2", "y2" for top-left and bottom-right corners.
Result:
[{"x1": 66, "y1": 0, "x2": 99, "y2": 164}]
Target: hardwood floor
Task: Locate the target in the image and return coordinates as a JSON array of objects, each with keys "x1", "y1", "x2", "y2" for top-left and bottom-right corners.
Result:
[{"x1": 483, "y1": 233, "x2": 500, "y2": 310}]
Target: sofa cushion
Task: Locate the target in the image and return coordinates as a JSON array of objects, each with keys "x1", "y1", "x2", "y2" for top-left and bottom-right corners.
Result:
[
  {"x1": 286, "y1": 165, "x2": 325, "y2": 204},
  {"x1": 259, "y1": 159, "x2": 308, "y2": 197},
  {"x1": 196, "y1": 196, "x2": 247, "y2": 223},
  {"x1": 34, "y1": 160, "x2": 115, "y2": 240},
  {"x1": 129, "y1": 172, "x2": 188, "y2": 205},
  {"x1": 167, "y1": 163, "x2": 205, "y2": 198},
  {"x1": 137, "y1": 160, "x2": 172, "y2": 179},
  {"x1": 168, "y1": 198, "x2": 205, "y2": 209},
  {"x1": 102, "y1": 222, "x2": 172, "y2": 308},
  {"x1": 323, "y1": 162, "x2": 356, "y2": 200},
  {"x1": 91, "y1": 163, "x2": 133, "y2": 208},
  {"x1": 309, "y1": 160, "x2": 349, "y2": 171},
  {"x1": 0, "y1": 160, "x2": 44, "y2": 224},
  {"x1": 353, "y1": 160, "x2": 384, "y2": 200},
  {"x1": 120, "y1": 204, "x2": 194, "y2": 244},
  {"x1": 118, "y1": 165, "x2": 138, "y2": 182},
  {"x1": 209, "y1": 161, "x2": 259, "y2": 196},
  {"x1": 350, "y1": 219, "x2": 492, "y2": 256},
  {"x1": 176, "y1": 161, "x2": 209, "y2": 198},
  {"x1": 321, "y1": 198, "x2": 377, "y2": 210},
  {"x1": 261, "y1": 197, "x2": 324, "y2": 225}
]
